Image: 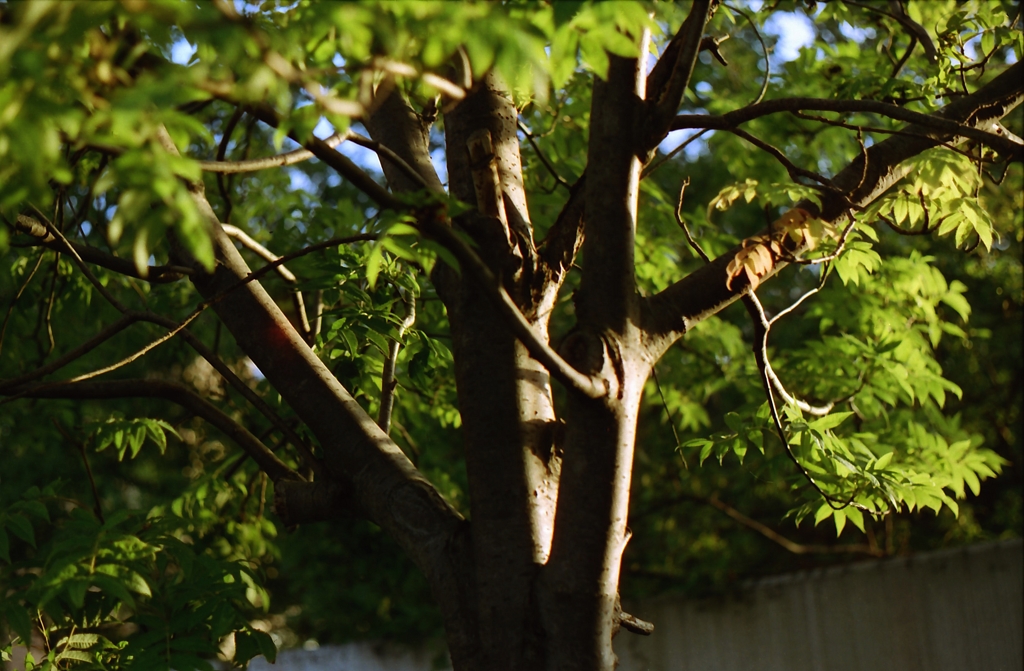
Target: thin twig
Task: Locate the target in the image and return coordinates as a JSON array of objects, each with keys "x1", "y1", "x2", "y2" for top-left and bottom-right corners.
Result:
[
  {"x1": 238, "y1": 104, "x2": 400, "y2": 210},
  {"x1": 198, "y1": 131, "x2": 346, "y2": 173},
  {"x1": 0, "y1": 250, "x2": 47, "y2": 358},
  {"x1": 840, "y1": 0, "x2": 938, "y2": 62},
  {"x1": 742, "y1": 290, "x2": 864, "y2": 510},
  {"x1": 35, "y1": 246, "x2": 61, "y2": 361},
  {"x1": 641, "y1": 129, "x2": 711, "y2": 178},
  {"x1": 891, "y1": 34, "x2": 918, "y2": 78},
  {"x1": 724, "y1": 3, "x2": 770, "y2": 105},
  {"x1": 705, "y1": 494, "x2": 881, "y2": 555},
  {"x1": 221, "y1": 224, "x2": 299, "y2": 282},
  {"x1": 13, "y1": 213, "x2": 193, "y2": 283},
  {"x1": 768, "y1": 283, "x2": 821, "y2": 326},
  {"x1": 216, "y1": 105, "x2": 245, "y2": 221},
  {"x1": 198, "y1": 233, "x2": 378, "y2": 310},
  {"x1": 310, "y1": 289, "x2": 324, "y2": 339},
  {"x1": 673, "y1": 178, "x2": 711, "y2": 263},
  {"x1": 632, "y1": 492, "x2": 882, "y2": 555},
  {"x1": 651, "y1": 366, "x2": 686, "y2": 469},
  {"x1": 345, "y1": 130, "x2": 440, "y2": 194},
  {"x1": 0, "y1": 312, "x2": 139, "y2": 392},
  {"x1": 780, "y1": 214, "x2": 859, "y2": 267},
  {"x1": 53, "y1": 419, "x2": 105, "y2": 523},
  {"x1": 136, "y1": 311, "x2": 322, "y2": 478},
  {"x1": 671, "y1": 96, "x2": 1024, "y2": 160},
  {"x1": 745, "y1": 290, "x2": 833, "y2": 417},
  {"x1": 17, "y1": 379, "x2": 299, "y2": 483},
  {"x1": 790, "y1": 110, "x2": 984, "y2": 164},
  {"x1": 32, "y1": 209, "x2": 131, "y2": 313},
  {"x1": 518, "y1": 120, "x2": 571, "y2": 190},
  {"x1": 726, "y1": 128, "x2": 836, "y2": 191},
  {"x1": 48, "y1": 310, "x2": 205, "y2": 387},
  {"x1": 377, "y1": 295, "x2": 416, "y2": 435}
]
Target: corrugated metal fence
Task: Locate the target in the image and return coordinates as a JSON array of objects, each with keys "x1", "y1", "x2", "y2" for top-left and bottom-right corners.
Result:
[
  {"x1": 244, "y1": 539, "x2": 1022, "y2": 670},
  {"x1": 615, "y1": 538, "x2": 1023, "y2": 671}
]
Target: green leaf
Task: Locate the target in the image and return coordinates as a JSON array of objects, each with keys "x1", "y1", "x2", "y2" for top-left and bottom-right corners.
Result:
[
  {"x1": 579, "y1": 33, "x2": 611, "y2": 79},
  {"x1": 813, "y1": 503, "x2": 833, "y2": 526},
  {"x1": 55, "y1": 650, "x2": 93, "y2": 663},
  {"x1": 833, "y1": 508, "x2": 847, "y2": 536},
  {"x1": 5, "y1": 514, "x2": 35, "y2": 547},
  {"x1": 66, "y1": 578, "x2": 89, "y2": 608},
  {"x1": 845, "y1": 506, "x2": 865, "y2": 533},
  {"x1": 254, "y1": 629, "x2": 278, "y2": 663},
  {"x1": 697, "y1": 439, "x2": 716, "y2": 466},
  {"x1": 1, "y1": 600, "x2": 34, "y2": 645},
  {"x1": 806, "y1": 412, "x2": 853, "y2": 432},
  {"x1": 59, "y1": 633, "x2": 99, "y2": 650},
  {"x1": 89, "y1": 574, "x2": 137, "y2": 609}
]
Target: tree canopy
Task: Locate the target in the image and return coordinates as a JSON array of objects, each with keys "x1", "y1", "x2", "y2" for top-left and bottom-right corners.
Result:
[{"x1": 1, "y1": 1, "x2": 1021, "y2": 669}]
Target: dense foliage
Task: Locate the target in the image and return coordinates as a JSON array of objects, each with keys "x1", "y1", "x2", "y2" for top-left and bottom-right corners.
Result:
[{"x1": 1, "y1": 1, "x2": 1021, "y2": 668}]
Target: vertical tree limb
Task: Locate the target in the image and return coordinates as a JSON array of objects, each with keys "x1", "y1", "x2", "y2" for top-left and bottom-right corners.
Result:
[{"x1": 542, "y1": 33, "x2": 653, "y2": 671}]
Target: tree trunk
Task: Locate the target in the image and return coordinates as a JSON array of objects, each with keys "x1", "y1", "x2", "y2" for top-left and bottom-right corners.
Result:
[{"x1": 178, "y1": 21, "x2": 1023, "y2": 671}]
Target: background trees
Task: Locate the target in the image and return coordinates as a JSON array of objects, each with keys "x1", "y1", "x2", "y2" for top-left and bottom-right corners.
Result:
[{"x1": 1, "y1": 1, "x2": 1021, "y2": 669}]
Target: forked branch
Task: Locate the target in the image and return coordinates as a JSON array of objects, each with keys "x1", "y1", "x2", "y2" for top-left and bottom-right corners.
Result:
[
  {"x1": 644, "y1": 60, "x2": 1024, "y2": 351},
  {"x1": 417, "y1": 215, "x2": 606, "y2": 399}
]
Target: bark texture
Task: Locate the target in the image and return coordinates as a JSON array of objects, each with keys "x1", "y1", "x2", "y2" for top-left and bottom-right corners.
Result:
[{"x1": 183, "y1": 27, "x2": 1021, "y2": 671}]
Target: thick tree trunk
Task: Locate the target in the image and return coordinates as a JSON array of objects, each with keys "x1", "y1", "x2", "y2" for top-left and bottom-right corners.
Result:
[
  {"x1": 539, "y1": 40, "x2": 652, "y2": 670},
  {"x1": 183, "y1": 24, "x2": 1022, "y2": 671},
  {"x1": 384, "y1": 72, "x2": 565, "y2": 669}
]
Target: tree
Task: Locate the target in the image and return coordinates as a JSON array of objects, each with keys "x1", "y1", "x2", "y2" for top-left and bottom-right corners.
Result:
[{"x1": 1, "y1": 1, "x2": 1021, "y2": 669}]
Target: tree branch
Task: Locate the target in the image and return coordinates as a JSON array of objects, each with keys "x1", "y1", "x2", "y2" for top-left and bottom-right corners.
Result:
[
  {"x1": 643, "y1": 60, "x2": 1024, "y2": 352},
  {"x1": 0, "y1": 312, "x2": 139, "y2": 392},
  {"x1": 362, "y1": 85, "x2": 446, "y2": 196},
  {"x1": 537, "y1": 174, "x2": 586, "y2": 282},
  {"x1": 643, "y1": 0, "x2": 714, "y2": 152},
  {"x1": 705, "y1": 494, "x2": 881, "y2": 556},
  {"x1": 222, "y1": 224, "x2": 311, "y2": 341},
  {"x1": 197, "y1": 132, "x2": 346, "y2": 173},
  {"x1": 417, "y1": 215, "x2": 606, "y2": 399},
  {"x1": 159, "y1": 139, "x2": 469, "y2": 647},
  {"x1": 12, "y1": 214, "x2": 192, "y2": 284},
  {"x1": 12, "y1": 379, "x2": 299, "y2": 483},
  {"x1": 577, "y1": 39, "x2": 649, "y2": 334},
  {"x1": 134, "y1": 311, "x2": 323, "y2": 478},
  {"x1": 242, "y1": 104, "x2": 402, "y2": 210},
  {"x1": 671, "y1": 91, "x2": 1024, "y2": 161},
  {"x1": 377, "y1": 297, "x2": 416, "y2": 435}
]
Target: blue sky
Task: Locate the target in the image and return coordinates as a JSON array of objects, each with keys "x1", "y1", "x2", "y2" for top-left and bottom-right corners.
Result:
[
  {"x1": 657, "y1": 10, "x2": 816, "y2": 158},
  {"x1": 170, "y1": 8, "x2": 822, "y2": 185}
]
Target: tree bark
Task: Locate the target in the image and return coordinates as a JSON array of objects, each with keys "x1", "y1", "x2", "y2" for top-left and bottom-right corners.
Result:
[
  {"x1": 436, "y1": 72, "x2": 563, "y2": 671},
  {"x1": 643, "y1": 59, "x2": 1024, "y2": 355},
  {"x1": 540, "y1": 38, "x2": 652, "y2": 670},
  {"x1": 177, "y1": 35, "x2": 1024, "y2": 671}
]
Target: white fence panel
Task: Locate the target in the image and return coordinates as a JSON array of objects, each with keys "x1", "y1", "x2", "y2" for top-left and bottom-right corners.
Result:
[{"x1": 616, "y1": 538, "x2": 1023, "y2": 671}]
